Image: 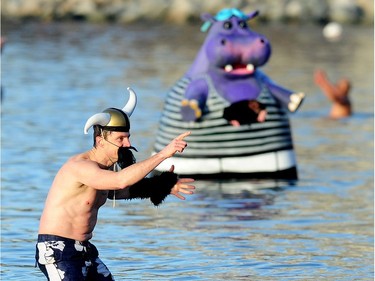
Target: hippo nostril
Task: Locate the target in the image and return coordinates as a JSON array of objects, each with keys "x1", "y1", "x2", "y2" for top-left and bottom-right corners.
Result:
[
  {"x1": 260, "y1": 38, "x2": 265, "y2": 44},
  {"x1": 221, "y1": 39, "x2": 226, "y2": 45}
]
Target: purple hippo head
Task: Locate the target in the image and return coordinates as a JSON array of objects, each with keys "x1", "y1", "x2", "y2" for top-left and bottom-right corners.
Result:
[
  {"x1": 186, "y1": 8, "x2": 271, "y2": 79},
  {"x1": 181, "y1": 8, "x2": 304, "y2": 123}
]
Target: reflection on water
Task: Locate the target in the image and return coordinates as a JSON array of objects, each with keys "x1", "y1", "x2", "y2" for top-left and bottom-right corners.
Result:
[{"x1": 1, "y1": 21, "x2": 373, "y2": 280}]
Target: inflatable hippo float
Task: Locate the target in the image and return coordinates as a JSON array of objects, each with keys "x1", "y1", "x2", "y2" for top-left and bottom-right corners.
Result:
[{"x1": 152, "y1": 8, "x2": 305, "y2": 179}]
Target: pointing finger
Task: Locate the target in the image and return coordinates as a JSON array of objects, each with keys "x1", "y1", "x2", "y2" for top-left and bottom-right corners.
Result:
[{"x1": 176, "y1": 131, "x2": 191, "y2": 141}]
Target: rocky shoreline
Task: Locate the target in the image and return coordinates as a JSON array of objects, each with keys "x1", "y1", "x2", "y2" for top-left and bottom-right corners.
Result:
[{"x1": 1, "y1": 0, "x2": 373, "y2": 25}]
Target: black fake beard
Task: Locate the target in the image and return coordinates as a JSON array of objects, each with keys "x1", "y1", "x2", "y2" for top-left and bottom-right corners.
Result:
[{"x1": 117, "y1": 146, "x2": 138, "y2": 169}]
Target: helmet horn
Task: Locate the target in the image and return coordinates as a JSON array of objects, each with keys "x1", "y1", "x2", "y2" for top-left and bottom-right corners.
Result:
[
  {"x1": 83, "y1": 112, "x2": 111, "y2": 134},
  {"x1": 123, "y1": 87, "x2": 137, "y2": 117}
]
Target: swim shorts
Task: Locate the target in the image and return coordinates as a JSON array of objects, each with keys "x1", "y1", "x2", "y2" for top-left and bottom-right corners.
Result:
[{"x1": 35, "y1": 234, "x2": 114, "y2": 281}]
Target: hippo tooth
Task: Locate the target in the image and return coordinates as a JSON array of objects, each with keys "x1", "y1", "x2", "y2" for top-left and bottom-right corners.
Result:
[
  {"x1": 224, "y1": 65, "x2": 233, "y2": 72},
  {"x1": 246, "y1": 64, "x2": 254, "y2": 72}
]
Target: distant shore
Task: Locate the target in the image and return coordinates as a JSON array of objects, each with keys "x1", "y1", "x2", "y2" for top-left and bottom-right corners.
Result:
[{"x1": 1, "y1": 0, "x2": 373, "y2": 25}]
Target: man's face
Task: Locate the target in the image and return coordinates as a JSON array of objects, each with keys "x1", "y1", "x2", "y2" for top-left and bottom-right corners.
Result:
[
  {"x1": 106, "y1": 131, "x2": 131, "y2": 148},
  {"x1": 103, "y1": 131, "x2": 131, "y2": 160}
]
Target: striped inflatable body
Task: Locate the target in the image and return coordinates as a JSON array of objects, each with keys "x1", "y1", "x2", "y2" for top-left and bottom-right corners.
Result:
[{"x1": 152, "y1": 75, "x2": 298, "y2": 179}]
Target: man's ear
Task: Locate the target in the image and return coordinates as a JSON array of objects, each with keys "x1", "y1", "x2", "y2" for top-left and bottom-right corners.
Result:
[{"x1": 96, "y1": 135, "x2": 104, "y2": 147}]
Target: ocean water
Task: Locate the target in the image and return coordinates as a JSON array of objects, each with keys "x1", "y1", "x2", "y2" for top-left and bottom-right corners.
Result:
[{"x1": 1, "y1": 21, "x2": 373, "y2": 280}]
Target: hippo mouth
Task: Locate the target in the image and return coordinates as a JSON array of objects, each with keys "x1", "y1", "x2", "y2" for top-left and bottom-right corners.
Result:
[{"x1": 224, "y1": 63, "x2": 255, "y2": 75}]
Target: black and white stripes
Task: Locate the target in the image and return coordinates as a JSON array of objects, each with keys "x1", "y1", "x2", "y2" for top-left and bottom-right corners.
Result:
[{"x1": 152, "y1": 76, "x2": 297, "y2": 178}]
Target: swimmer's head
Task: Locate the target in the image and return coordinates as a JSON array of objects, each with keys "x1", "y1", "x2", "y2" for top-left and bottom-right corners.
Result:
[{"x1": 84, "y1": 87, "x2": 137, "y2": 135}]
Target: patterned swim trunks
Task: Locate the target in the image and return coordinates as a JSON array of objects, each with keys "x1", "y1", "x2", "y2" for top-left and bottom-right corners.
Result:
[{"x1": 35, "y1": 234, "x2": 114, "y2": 281}]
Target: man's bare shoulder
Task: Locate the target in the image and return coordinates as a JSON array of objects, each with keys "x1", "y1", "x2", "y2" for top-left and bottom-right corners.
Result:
[
  {"x1": 60, "y1": 151, "x2": 97, "y2": 175},
  {"x1": 54, "y1": 151, "x2": 101, "y2": 189},
  {"x1": 68, "y1": 151, "x2": 85, "y2": 161}
]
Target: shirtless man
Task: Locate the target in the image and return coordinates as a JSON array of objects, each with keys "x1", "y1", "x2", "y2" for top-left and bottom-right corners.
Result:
[{"x1": 35, "y1": 88, "x2": 195, "y2": 280}]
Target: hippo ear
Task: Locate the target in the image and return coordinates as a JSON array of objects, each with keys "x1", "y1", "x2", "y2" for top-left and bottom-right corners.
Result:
[
  {"x1": 246, "y1": 10, "x2": 259, "y2": 20},
  {"x1": 201, "y1": 13, "x2": 214, "y2": 22},
  {"x1": 200, "y1": 13, "x2": 216, "y2": 32}
]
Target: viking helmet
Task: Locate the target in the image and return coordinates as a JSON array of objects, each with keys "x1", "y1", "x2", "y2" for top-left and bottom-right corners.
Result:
[{"x1": 84, "y1": 87, "x2": 137, "y2": 134}]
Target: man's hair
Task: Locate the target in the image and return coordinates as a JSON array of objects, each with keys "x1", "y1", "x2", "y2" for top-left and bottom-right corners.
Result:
[{"x1": 93, "y1": 125, "x2": 110, "y2": 147}]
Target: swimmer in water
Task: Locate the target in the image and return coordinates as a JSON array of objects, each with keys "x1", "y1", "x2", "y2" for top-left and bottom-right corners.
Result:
[{"x1": 314, "y1": 69, "x2": 352, "y2": 119}]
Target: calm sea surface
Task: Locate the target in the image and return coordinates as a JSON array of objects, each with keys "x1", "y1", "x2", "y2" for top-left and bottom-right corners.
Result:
[{"x1": 1, "y1": 21, "x2": 373, "y2": 280}]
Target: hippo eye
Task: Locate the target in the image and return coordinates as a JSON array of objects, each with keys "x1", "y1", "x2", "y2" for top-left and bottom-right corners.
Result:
[
  {"x1": 238, "y1": 20, "x2": 248, "y2": 29},
  {"x1": 223, "y1": 21, "x2": 232, "y2": 30}
]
